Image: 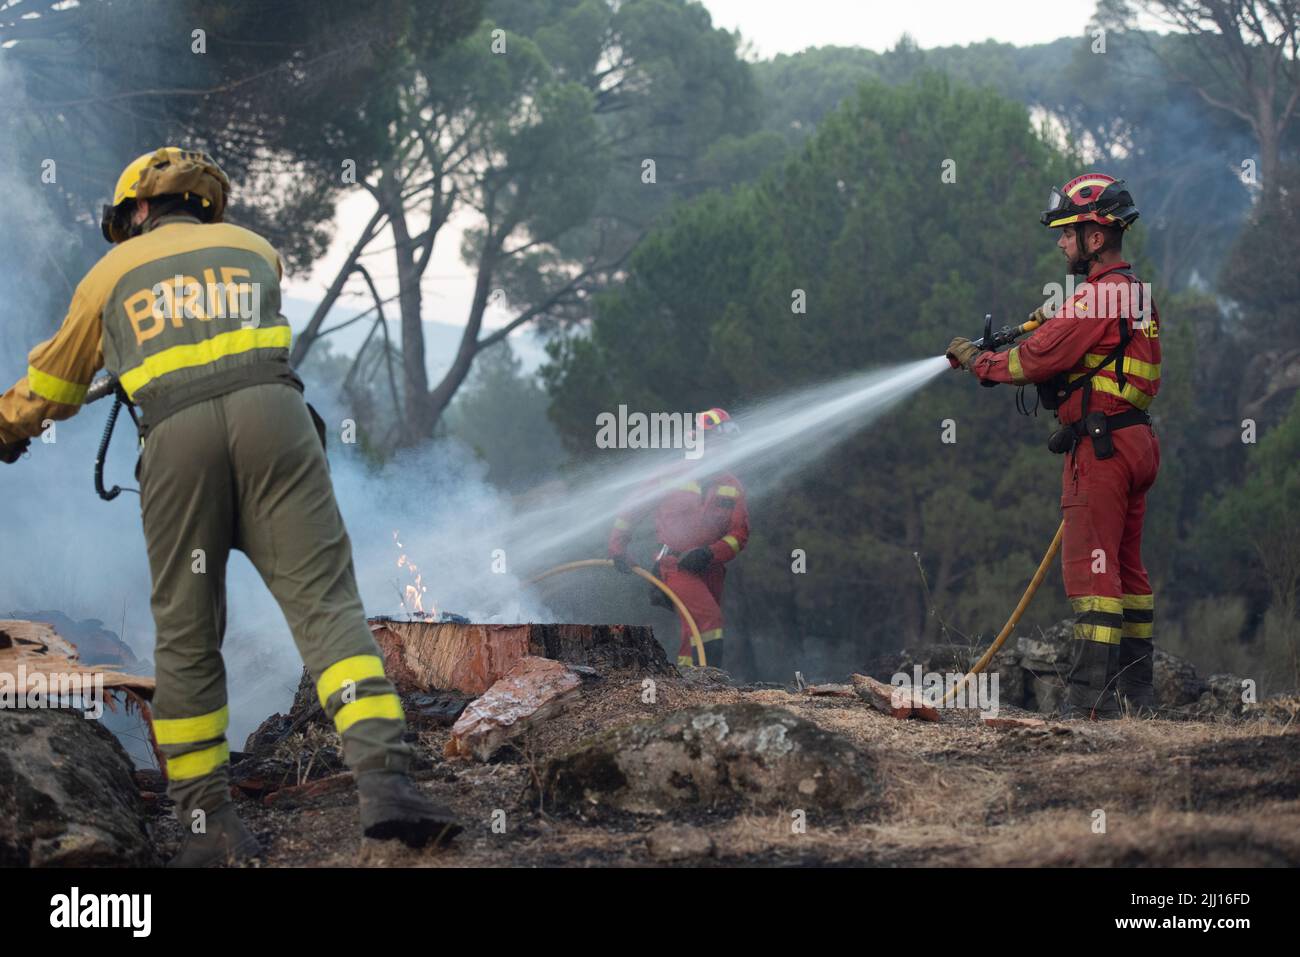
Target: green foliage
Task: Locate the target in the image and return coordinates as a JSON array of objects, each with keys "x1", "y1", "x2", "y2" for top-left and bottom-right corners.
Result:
[{"x1": 1199, "y1": 392, "x2": 1300, "y2": 603}]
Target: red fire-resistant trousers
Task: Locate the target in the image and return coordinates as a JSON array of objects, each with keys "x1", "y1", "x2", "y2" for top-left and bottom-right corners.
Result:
[
  {"x1": 1059, "y1": 422, "x2": 1160, "y2": 717},
  {"x1": 659, "y1": 555, "x2": 726, "y2": 667}
]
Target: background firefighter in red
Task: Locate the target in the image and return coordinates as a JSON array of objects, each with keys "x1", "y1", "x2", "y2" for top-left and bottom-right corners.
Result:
[
  {"x1": 607, "y1": 408, "x2": 749, "y2": 669},
  {"x1": 947, "y1": 173, "x2": 1161, "y2": 719}
]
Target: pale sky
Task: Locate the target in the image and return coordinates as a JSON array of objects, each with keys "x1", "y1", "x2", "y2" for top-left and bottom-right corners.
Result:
[
  {"x1": 282, "y1": 0, "x2": 1103, "y2": 368},
  {"x1": 702, "y1": 0, "x2": 1098, "y2": 58}
]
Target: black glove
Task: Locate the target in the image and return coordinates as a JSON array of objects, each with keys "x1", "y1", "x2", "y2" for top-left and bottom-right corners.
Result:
[
  {"x1": 610, "y1": 554, "x2": 633, "y2": 575},
  {"x1": 0, "y1": 438, "x2": 30, "y2": 464},
  {"x1": 678, "y1": 547, "x2": 713, "y2": 574}
]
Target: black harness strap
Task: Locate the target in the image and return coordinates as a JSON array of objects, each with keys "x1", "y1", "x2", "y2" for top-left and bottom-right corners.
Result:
[{"x1": 1058, "y1": 267, "x2": 1139, "y2": 419}]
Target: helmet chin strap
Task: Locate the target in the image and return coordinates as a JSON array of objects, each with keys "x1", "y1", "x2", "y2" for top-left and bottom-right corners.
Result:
[{"x1": 1069, "y1": 224, "x2": 1098, "y2": 276}]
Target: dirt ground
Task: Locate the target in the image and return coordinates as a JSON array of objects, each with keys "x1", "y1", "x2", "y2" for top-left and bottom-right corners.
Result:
[{"x1": 150, "y1": 673, "x2": 1300, "y2": 867}]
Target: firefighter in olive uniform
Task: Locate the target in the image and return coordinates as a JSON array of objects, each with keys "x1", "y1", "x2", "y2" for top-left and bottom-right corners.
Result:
[
  {"x1": 0, "y1": 148, "x2": 460, "y2": 863},
  {"x1": 947, "y1": 174, "x2": 1160, "y2": 719}
]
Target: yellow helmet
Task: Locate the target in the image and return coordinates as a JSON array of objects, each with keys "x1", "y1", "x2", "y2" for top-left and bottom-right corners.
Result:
[{"x1": 100, "y1": 147, "x2": 231, "y2": 243}]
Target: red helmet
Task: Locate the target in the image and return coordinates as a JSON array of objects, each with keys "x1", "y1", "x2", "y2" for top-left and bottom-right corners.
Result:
[
  {"x1": 1041, "y1": 173, "x2": 1139, "y2": 230},
  {"x1": 697, "y1": 407, "x2": 739, "y2": 434}
]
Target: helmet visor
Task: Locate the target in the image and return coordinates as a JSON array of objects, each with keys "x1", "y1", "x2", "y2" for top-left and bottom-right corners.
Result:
[{"x1": 1040, "y1": 186, "x2": 1070, "y2": 226}]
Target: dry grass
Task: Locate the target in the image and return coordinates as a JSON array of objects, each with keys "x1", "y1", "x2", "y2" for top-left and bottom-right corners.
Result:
[{"x1": 152, "y1": 672, "x2": 1300, "y2": 868}]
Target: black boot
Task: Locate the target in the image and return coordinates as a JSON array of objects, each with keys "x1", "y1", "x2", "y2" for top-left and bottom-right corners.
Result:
[
  {"x1": 1061, "y1": 639, "x2": 1122, "y2": 720},
  {"x1": 167, "y1": 803, "x2": 261, "y2": 868},
  {"x1": 1117, "y1": 636, "x2": 1156, "y2": 716},
  {"x1": 357, "y1": 770, "x2": 462, "y2": 848},
  {"x1": 702, "y1": 639, "x2": 724, "y2": 670}
]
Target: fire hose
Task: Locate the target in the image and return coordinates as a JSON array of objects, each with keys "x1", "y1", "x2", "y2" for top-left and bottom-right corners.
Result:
[
  {"x1": 941, "y1": 519, "x2": 1064, "y2": 705},
  {"x1": 528, "y1": 559, "x2": 707, "y2": 667},
  {"x1": 85, "y1": 374, "x2": 139, "y2": 501}
]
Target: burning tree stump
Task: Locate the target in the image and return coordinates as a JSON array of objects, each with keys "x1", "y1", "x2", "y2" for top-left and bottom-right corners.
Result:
[{"x1": 368, "y1": 620, "x2": 671, "y2": 696}]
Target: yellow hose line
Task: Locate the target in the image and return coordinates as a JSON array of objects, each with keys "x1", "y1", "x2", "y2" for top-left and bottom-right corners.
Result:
[
  {"x1": 528, "y1": 559, "x2": 707, "y2": 668},
  {"x1": 942, "y1": 520, "x2": 1065, "y2": 706}
]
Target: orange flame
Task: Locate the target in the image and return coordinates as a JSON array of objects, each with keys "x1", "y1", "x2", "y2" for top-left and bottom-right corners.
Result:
[{"x1": 393, "y1": 529, "x2": 435, "y2": 620}]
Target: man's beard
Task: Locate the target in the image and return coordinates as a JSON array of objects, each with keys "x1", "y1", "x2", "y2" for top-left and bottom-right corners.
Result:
[{"x1": 1068, "y1": 253, "x2": 1091, "y2": 276}]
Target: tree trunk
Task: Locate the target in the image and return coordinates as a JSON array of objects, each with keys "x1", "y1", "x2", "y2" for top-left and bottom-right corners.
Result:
[{"x1": 383, "y1": 179, "x2": 432, "y2": 445}]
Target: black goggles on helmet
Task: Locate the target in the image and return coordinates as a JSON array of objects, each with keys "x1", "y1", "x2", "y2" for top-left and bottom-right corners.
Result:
[{"x1": 1040, "y1": 179, "x2": 1135, "y2": 227}]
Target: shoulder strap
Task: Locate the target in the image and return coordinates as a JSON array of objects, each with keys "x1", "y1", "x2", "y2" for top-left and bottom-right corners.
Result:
[{"x1": 1058, "y1": 268, "x2": 1138, "y2": 407}]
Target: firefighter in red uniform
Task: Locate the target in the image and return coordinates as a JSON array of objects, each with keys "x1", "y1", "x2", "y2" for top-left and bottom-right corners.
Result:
[
  {"x1": 607, "y1": 408, "x2": 749, "y2": 669},
  {"x1": 947, "y1": 174, "x2": 1161, "y2": 719}
]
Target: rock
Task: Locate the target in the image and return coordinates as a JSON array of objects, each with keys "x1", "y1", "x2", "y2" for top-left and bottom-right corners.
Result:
[
  {"x1": 1027, "y1": 674, "x2": 1068, "y2": 715},
  {"x1": 406, "y1": 691, "x2": 472, "y2": 727},
  {"x1": 446, "y1": 656, "x2": 583, "y2": 761},
  {"x1": 646, "y1": 824, "x2": 715, "y2": 861},
  {"x1": 1246, "y1": 693, "x2": 1300, "y2": 723},
  {"x1": 1200, "y1": 673, "x2": 1249, "y2": 715},
  {"x1": 680, "y1": 665, "x2": 733, "y2": 688},
  {"x1": 1016, "y1": 621, "x2": 1074, "y2": 669},
  {"x1": 1154, "y1": 648, "x2": 1207, "y2": 708},
  {"x1": 804, "y1": 683, "x2": 856, "y2": 697},
  {"x1": 0, "y1": 708, "x2": 155, "y2": 866},
  {"x1": 539, "y1": 703, "x2": 881, "y2": 817},
  {"x1": 1169, "y1": 672, "x2": 1252, "y2": 720},
  {"x1": 850, "y1": 674, "x2": 940, "y2": 721}
]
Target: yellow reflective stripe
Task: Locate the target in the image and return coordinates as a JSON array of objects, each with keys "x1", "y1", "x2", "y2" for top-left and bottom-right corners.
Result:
[
  {"x1": 1047, "y1": 213, "x2": 1083, "y2": 228},
  {"x1": 334, "y1": 693, "x2": 404, "y2": 734},
  {"x1": 153, "y1": 705, "x2": 229, "y2": 745},
  {"x1": 716, "y1": 485, "x2": 739, "y2": 498},
  {"x1": 27, "y1": 365, "x2": 88, "y2": 406},
  {"x1": 1122, "y1": 621, "x2": 1154, "y2": 639},
  {"x1": 1089, "y1": 375, "x2": 1153, "y2": 409},
  {"x1": 676, "y1": 655, "x2": 695, "y2": 667},
  {"x1": 613, "y1": 518, "x2": 630, "y2": 530},
  {"x1": 1068, "y1": 177, "x2": 1114, "y2": 195},
  {"x1": 118, "y1": 324, "x2": 292, "y2": 398},
  {"x1": 166, "y1": 741, "x2": 230, "y2": 781},
  {"x1": 1081, "y1": 353, "x2": 1160, "y2": 381},
  {"x1": 1071, "y1": 596, "x2": 1124, "y2": 615},
  {"x1": 316, "y1": 654, "x2": 387, "y2": 708},
  {"x1": 1007, "y1": 346, "x2": 1028, "y2": 386},
  {"x1": 700, "y1": 628, "x2": 723, "y2": 643},
  {"x1": 1074, "y1": 623, "x2": 1122, "y2": 644},
  {"x1": 1122, "y1": 593, "x2": 1155, "y2": 610},
  {"x1": 721, "y1": 534, "x2": 741, "y2": 554},
  {"x1": 1066, "y1": 372, "x2": 1154, "y2": 410},
  {"x1": 673, "y1": 481, "x2": 702, "y2": 494}
]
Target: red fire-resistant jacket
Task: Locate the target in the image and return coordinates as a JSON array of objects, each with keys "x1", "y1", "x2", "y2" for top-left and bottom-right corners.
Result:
[
  {"x1": 972, "y1": 261, "x2": 1161, "y2": 424},
  {"x1": 608, "y1": 469, "x2": 749, "y2": 564}
]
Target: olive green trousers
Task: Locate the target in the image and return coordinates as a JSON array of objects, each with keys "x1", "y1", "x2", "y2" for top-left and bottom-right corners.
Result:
[{"x1": 139, "y1": 383, "x2": 409, "y2": 829}]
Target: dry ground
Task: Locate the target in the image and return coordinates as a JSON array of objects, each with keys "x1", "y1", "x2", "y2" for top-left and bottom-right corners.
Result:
[{"x1": 150, "y1": 674, "x2": 1300, "y2": 867}]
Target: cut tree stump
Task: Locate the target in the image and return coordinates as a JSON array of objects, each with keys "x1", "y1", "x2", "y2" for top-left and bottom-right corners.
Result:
[{"x1": 369, "y1": 619, "x2": 671, "y2": 696}]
